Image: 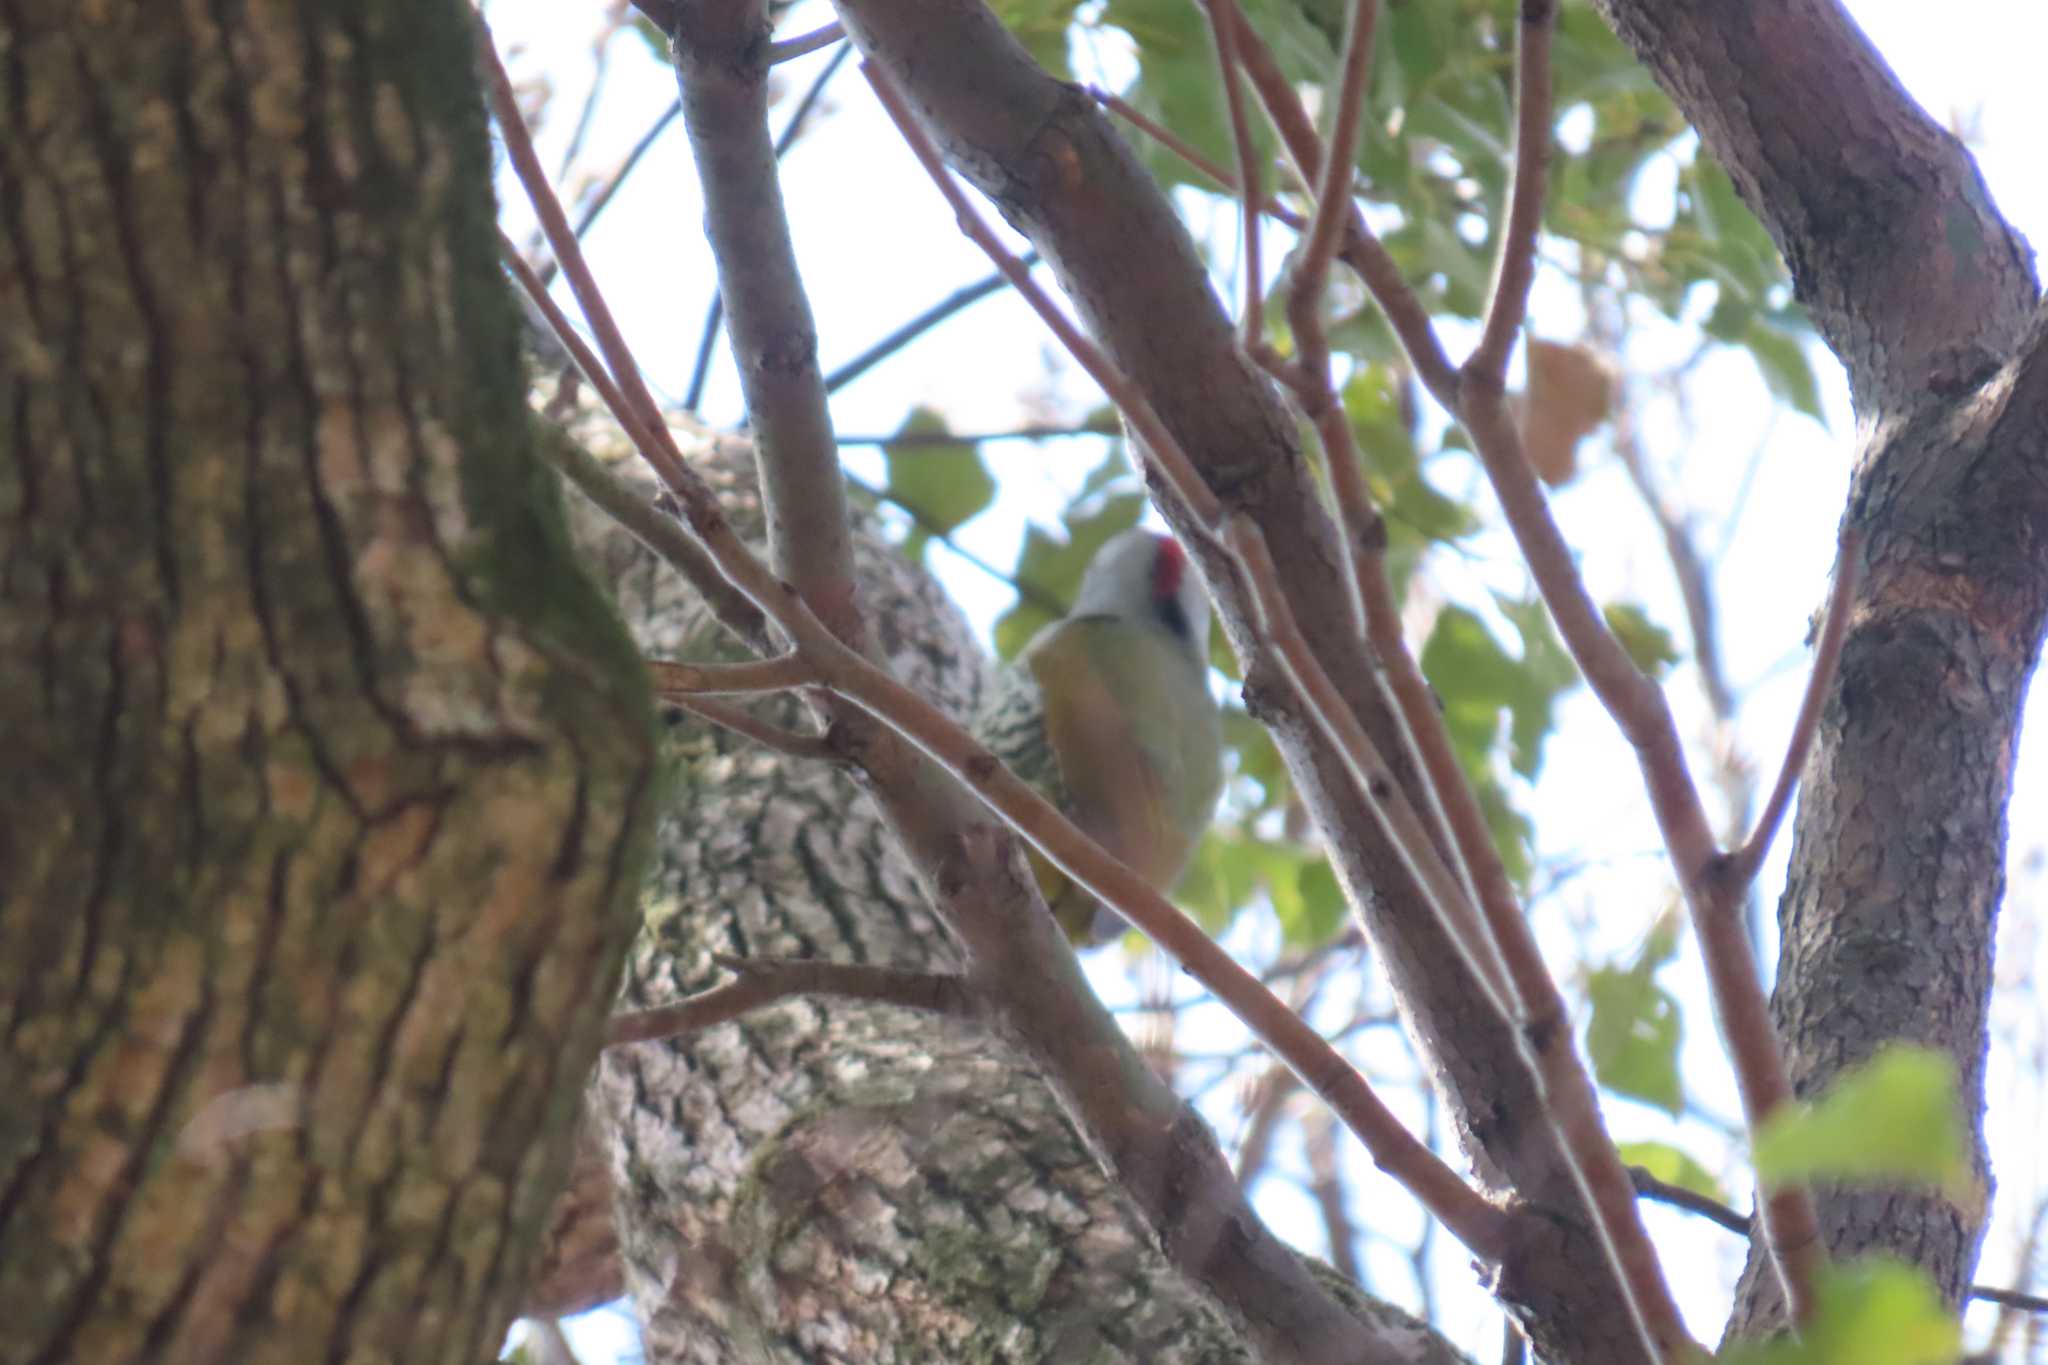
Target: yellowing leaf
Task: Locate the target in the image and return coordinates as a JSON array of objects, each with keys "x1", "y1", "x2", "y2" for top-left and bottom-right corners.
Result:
[{"x1": 1518, "y1": 338, "x2": 1616, "y2": 487}]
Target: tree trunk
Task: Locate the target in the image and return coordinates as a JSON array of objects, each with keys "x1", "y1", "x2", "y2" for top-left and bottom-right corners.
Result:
[
  {"x1": 1586, "y1": 0, "x2": 2048, "y2": 1337},
  {"x1": 0, "y1": 6, "x2": 659, "y2": 1363}
]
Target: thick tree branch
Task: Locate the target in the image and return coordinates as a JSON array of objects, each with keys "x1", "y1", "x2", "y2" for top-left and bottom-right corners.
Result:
[
  {"x1": 1587, "y1": 0, "x2": 2036, "y2": 408},
  {"x1": 668, "y1": 1, "x2": 857, "y2": 641}
]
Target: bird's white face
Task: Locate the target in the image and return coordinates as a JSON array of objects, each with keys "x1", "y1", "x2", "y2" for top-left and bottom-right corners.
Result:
[{"x1": 1071, "y1": 528, "x2": 1209, "y2": 659}]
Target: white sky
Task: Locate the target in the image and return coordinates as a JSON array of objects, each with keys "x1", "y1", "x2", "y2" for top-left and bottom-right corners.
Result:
[{"x1": 487, "y1": 0, "x2": 2048, "y2": 1357}]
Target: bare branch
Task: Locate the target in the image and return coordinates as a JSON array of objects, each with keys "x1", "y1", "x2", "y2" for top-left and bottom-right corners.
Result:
[
  {"x1": 609, "y1": 958, "x2": 975, "y2": 1045},
  {"x1": 1088, "y1": 86, "x2": 1307, "y2": 232},
  {"x1": 660, "y1": 695, "x2": 838, "y2": 761},
  {"x1": 1284, "y1": 0, "x2": 1378, "y2": 389},
  {"x1": 480, "y1": 23, "x2": 681, "y2": 481},
  {"x1": 824, "y1": 256, "x2": 1039, "y2": 395},
  {"x1": 1721, "y1": 532, "x2": 1863, "y2": 887},
  {"x1": 671, "y1": 9, "x2": 855, "y2": 633},
  {"x1": 1461, "y1": 377, "x2": 1823, "y2": 1325},
  {"x1": 767, "y1": 20, "x2": 845, "y2": 63},
  {"x1": 862, "y1": 63, "x2": 1225, "y2": 534},
  {"x1": 647, "y1": 654, "x2": 813, "y2": 695},
  {"x1": 1228, "y1": 517, "x2": 1696, "y2": 1361},
  {"x1": 1466, "y1": 0, "x2": 1555, "y2": 384},
  {"x1": 1630, "y1": 1166, "x2": 1752, "y2": 1237},
  {"x1": 1230, "y1": 22, "x2": 1459, "y2": 401},
  {"x1": 683, "y1": 41, "x2": 853, "y2": 412},
  {"x1": 1201, "y1": 0, "x2": 1264, "y2": 346}
]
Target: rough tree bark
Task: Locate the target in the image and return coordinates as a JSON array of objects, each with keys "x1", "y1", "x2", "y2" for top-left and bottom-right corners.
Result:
[
  {"x1": 1585, "y1": 0, "x2": 2047, "y2": 1338},
  {"x1": 568, "y1": 432, "x2": 1466, "y2": 1363},
  {"x1": 0, "y1": 5, "x2": 659, "y2": 1363}
]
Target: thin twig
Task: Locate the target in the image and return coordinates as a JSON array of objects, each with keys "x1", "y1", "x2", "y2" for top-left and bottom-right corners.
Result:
[
  {"x1": 1229, "y1": 22, "x2": 1459, "y2": 401},
  {"x1": 1304, "y1": 1109, "x2": 1364, "y2": 1285},
  {"x1": 1202, "y1": 0, "x2": 1264, "y2": 346},
  {"x1": 554, "y1": 10, "x2": 627, "y2": 182},
  {"x1": 608, "y1": 958, "x2": 975, "y2": 1045},
  {"x1": 1973, "y1": 1286, "x2": 2048, "y2": 1315},
  {"x1": 1466, "y1": 0, "x2": 1555, "y2": 384},
  {"x1": 1088, "y1": 87, "x2": 1308, "y2": 233},
  {"x1": 1721, "y1": 531, "x2": 1862, "y2": 887},
  {"x1": 845, "y1": 472, "x2": 1069, "y2": 617},
  {"x1": 647, "y1": 653, "x2": 814, "y2": 695},
  {"x1": 1284, "y1": 0, "x2": 1377, "y2": 389},
  {"x1": 1228, "y1": 518, "x2": 1697, "y2": 1362},
  {"x1": 862, "y1": 63, "x2": 1224, "y2": 533},
  {"x1": 1629, "y1": 1166, "x2": 1752, "y2": 1237},
  {"x1": 528, "y1": 413, "x2": 771, "y2": 650},
  {"x1": 824, "y1": 256, "x2": 1040, "y2": 395},
  {"x1": 766, "y1": 20, "x2": 844, "y2": 64},
  {"x1": 1633, "y1": 1169, "x2": 2048, "y2": 1316},
  {"x1": 539, "y1": 101, "x2": 682, "y2": 286},
  {"x1": 481, "y1": 21, "x2": 681, "y2": 481},
  {"x1": 661, "y1": 694, "x2": 838, "y2": 761},
  {"x1": 835, "y1": 422, "x2": 1110, "y2": 447}
]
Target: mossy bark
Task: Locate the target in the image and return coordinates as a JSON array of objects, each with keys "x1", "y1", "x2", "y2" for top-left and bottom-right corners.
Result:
[{"x1": 0, "y1": 4, "x2": 659, "y2": 1362}]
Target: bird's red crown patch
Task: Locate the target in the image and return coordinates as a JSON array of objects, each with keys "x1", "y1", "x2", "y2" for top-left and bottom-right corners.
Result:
[{"x1": 1150, "y1": 534, "x2": 1186, "y2": 602}]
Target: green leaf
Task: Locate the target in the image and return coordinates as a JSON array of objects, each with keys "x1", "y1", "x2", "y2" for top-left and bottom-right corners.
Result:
[
  {"x1": 1584, "y1": 913, "x2": 1685, "y2": 1115},
  {"x1": 883, "y1": 408, "x2": 996, "y2": 562},
  {"x1": 1103, "y1": 0, "x2": 1287, "y2": 194},
  {"x1": 1223, "y1": 708, "x2": 1292, "y2": 813},
  {"x1": 1413, "y1": 598, "x2": 1572, "y2": 888},
  {"x1": 1719, "y1": 1259, "x2": 1960, "y2": 1365},
  {"x1": 988, "y1": 0, "x2": 1084, "y2": 77},
  {"x1": 1753, "y1": 1046, "x2": 1971, "y2": 1200},
  {"x1": 1742, "y1": 313, "x2": 1825, "y2": 423},
  {"x1": 1288, "y1": 860, "x2": 1347, "y2": 947},
  {"x1": 628, "y1": 13, "x2": 669, "y2": 59},
  {"x1": 1603, "y1": 603, "x2": 1681, "y2": 678},
  {"x1": 1177, "y1": 831, "x2": 1341, "y2": 944},
  {"x1": 1618, "y1": 1140, "x2": 1725, "y2": 1205},
  {"x1": 1682, "y1": 157, "x2": 1781, "y2": 299},
  {"x1": 1491, "y1": 597, "x2": 1580, "y2": 779}
]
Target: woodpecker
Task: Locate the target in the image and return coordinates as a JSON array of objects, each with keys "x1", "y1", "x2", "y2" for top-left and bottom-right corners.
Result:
[{"x1": 974, "y1": 528, "x2": 1224, "y2": 946}]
